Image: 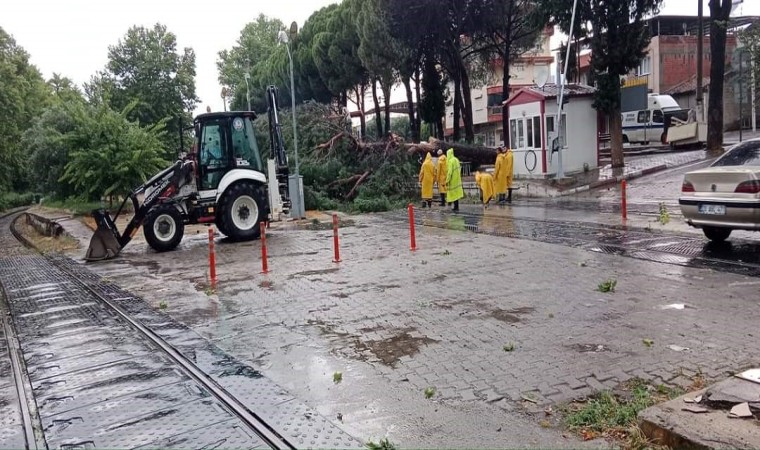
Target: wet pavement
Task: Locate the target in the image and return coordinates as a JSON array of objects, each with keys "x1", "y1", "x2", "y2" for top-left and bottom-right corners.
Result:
[
  {"x1": 42, "y1": 195, "x2": 760, "y2": 448},
  {"x1": 0, "y1": 212, "x2": 360, "y2": 449}
]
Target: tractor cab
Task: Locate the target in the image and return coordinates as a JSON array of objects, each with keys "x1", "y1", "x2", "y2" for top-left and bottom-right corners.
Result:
[{"x1": 193, "y1": 112, "x2": 265, "y2": 191}]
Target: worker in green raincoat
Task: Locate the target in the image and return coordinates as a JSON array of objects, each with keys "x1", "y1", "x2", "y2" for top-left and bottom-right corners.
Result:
[{"x1": 445, "y1": 148, "x2": 464, "y2": 212}]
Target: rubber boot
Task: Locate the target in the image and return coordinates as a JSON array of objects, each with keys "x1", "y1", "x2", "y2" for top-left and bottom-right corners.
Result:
[
  {"x1": 440, "y1": 193, "x2": 446, "y2": 207},
  {"x1": 428, "y1": 200, "x2": 433, "y2": 208},
  {"x1": 452, "y1": 200, "x2": 459, "y2": 212},
  {"x1": 422, "y1": 201, "x2": 427, "y2": 208},
  {"x1": 507, "y1": 188, "x2": 513, "y2": 203}
]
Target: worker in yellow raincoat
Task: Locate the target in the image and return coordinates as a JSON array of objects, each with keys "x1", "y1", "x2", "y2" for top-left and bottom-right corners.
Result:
[
  {"x1": 445, "y1": 148, "x2": 464, "y2": 212},
  {"x1": 504, "y1": 147, "x2": 515, "y2": 203},
  {"x1": 435, "y1": 149, "x2": 447, "y2": 206},
  {"x1": 418, "y1": 152, "x2": 435, "y2": 208},
  {"x1": 475, "y1": 171, "x2": 495, "y2": 207},
  {"x1": 493, "y1": 146, "x2": 508, "y2": 204}
]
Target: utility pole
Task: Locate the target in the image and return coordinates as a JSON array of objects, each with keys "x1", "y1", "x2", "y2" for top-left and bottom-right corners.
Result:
[
  {"x1": 696, "y1": 0, "x2": 704, "y2": 122},
  {"x1": 740, "y1": 50, "x2": 744, "y2": 142},
  {"x1": 556, "y1": 0, "x2": 579, "y2": 179}
]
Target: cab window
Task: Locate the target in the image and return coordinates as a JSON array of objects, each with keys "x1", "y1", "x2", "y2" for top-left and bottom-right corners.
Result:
[
  {"x1": 230, "y1": 116, "x2": 263, "y2": 172},
  {"x1": 652, "y1": 110, "x2": 664, "y2": 124},
  {"x1": 637, "y1": 110, "x2": 650, "y2": 123},
  {"x1": 200, "y1": 123, "x2": 226, "y2": 168}
]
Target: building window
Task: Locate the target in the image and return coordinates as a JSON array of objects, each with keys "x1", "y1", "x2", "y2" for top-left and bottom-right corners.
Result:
[
  {"x1": 637, "y1": 56, "x2": 651, "y2": 76},
  {"x1": 527, "y1": 118, "x2": 534, "y2": 148},
  {"x1": 546, "y1": 114, "x2": 567, "y2": 148},
  {"x1": 533, "y1": 116, "x2": 541, "y2": 149}
]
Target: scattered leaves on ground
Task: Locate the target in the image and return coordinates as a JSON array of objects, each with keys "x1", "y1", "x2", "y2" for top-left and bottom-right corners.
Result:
[
  {"x1": 333, "y1": 371, "x2": 343, "y2": 384},
  {"x1": 424, "y1": 387, "x2": 435, "y2": 399},
  {"x1": 642, "y1": 338, "x2": 654, "y2": 348},
  {"x1": 597, "y1": 279, "x2": 617, "y2": 293},
  {"x1": 442, "y1": 249, "x2": 451, "y2": 256},
  {"x1": 365, "y1": 438, "x2": 397, "y2": 450},
  {"x1": 658, "y1": 203, "x2": 671, "y2": 225},
  {"x1": 158, "y1": 300, "x2": 167, "y2": 310},
  {"x1": 503, "y1": 343, "x2": 515, "y2": 352}
]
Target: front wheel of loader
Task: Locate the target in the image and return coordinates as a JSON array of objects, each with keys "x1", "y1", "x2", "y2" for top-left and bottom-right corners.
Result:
[
  {"x1": 144, "y1": 204, "x2": 185, "y2": 252},
  {"x1": 218, "y1": 182, "x2": 266, "y2": 241}
]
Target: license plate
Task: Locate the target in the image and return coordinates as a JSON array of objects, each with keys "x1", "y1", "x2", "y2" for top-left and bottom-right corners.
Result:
[{"x1": 699, "y1": 204, "x2": 726, "y2": 215}]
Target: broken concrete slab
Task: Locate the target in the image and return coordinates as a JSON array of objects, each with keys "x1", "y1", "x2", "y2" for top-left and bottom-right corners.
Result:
[
  {"x1": 730, "y1": 403, "x2": 753, "y2": 419},
  {"x1": 704, "y1": 377, "x2": 760, "y2": 411},
  {"x1": 640, "y1": 389, "x2": 760, "y2": 449}
]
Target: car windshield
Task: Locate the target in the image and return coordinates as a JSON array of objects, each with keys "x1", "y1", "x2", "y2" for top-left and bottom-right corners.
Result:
[{"x1": 712, "y1": 141, "x2": 760, "y2": 167}]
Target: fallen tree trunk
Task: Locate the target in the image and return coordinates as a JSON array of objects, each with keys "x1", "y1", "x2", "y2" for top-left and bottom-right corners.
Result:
[{"x1": 407, "y1": 137, "x2": 498, "y2": 165}]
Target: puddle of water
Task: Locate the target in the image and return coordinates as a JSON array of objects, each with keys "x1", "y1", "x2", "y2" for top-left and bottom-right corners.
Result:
[
  {"x1": 488, "y1": 306, "x2": 535, "y2": 324},
  {"x1": 660, "y1": 303, "x2": 687, "y2": 310},
  {"x1": 566, "y1": 343, "x2": 609, "y2": 353},
  {"x1": 288, "y1": 267, "x2": 340, "y2": 279}
]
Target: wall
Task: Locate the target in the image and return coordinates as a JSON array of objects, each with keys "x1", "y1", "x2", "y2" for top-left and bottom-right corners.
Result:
[
  {"x1": 507, "y1": 100, "x2": 542, "y2": 177},
  {"x1": 544, "y1": 98, "x2": 598, "y2": 176},
  {"x1": 653, "y1": 35, "x2": 737, "y2": 93}
]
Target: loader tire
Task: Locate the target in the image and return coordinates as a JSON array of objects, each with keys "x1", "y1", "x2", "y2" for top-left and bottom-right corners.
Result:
[
  {"x1": 218, "y1": 182, "x2": 266, "y2": 241},
  {"x1": 144, "y1": 204, "x2": 185, "y2": 252}
]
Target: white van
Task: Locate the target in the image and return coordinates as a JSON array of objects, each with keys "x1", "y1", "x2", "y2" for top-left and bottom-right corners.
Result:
[{"x1": 622, "y1": 94, "x2": 684, "y2": 144}]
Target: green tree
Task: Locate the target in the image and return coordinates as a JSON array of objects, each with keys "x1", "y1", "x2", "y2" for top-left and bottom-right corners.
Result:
[
  {"x1": 22, "y1": 104, "x2": 80, "y2": 198},
  {"x1": 217, "y1": 14, "x2": 286, "y2": 111},
  {"x1": 539, "y1": 0, "x2": 662, "y2": 168},
  {"x1": 60, "y1": 103, "x2": 169, "y2": 202},
  {"x1": 419, "y1": 57, "x2": 447, "y2": 139},
  {"x1": 103, "y1": 23, "x2": 198, "y2": 157},
  {"x1": 0, "y1": 27, "x2": 50, "y2": 192},
  {"x1": 707, "y1": 0, "x2": 734, "y2": 155},
  {"x1": 48, "y1": 73, "x2": 84, "y2": 105}
]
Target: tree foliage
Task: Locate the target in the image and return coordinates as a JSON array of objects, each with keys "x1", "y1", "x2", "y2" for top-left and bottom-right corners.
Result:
[
  {"x1": 59, "y1": 102, "x2": 169, "y2": 201},
  {"x1": 0, "y1": 27, "x2": 50, "y2": 192},
  {"x1": 100, "y1": 23, "x2": 198, "y2": 157},
  {"x1": 539, "y1": 0, "x2": 662, "y2": 168}
]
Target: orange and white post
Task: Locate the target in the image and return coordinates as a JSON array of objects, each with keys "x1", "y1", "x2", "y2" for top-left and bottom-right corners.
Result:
[
  {"x1": 260, "y1": 221, "x2": 269, "y2": 274},
  {"x1": 208, "y1": 226, "x2": 217, "y2": 287},
  {"x1": 408, "y1": 203, "x2": 417, "y2": 251},
  {"x1": 621, "y1": 180, "x2": 628, "y2": 221}
]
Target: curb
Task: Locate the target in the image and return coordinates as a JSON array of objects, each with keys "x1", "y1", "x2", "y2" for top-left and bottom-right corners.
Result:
[{"x1": 558, "y1": 158, "x2": 703, "y2": 197}]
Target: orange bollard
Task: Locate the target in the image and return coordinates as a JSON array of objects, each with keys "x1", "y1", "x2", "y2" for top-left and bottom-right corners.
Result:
[
  {"x1": 208, "y1": 226, "x2": 217, "y2": 287},
  {"x1": 332, "y1": 214, "x2": 341, "y2": 263},
  {"x1": 260, "y1": 221, "x2": 269, "y2": 274},
  {"x1": 621, "y1": 179, "x2": 628, "y2": 220},
  {"x1": 408, "y1": 203, "x2": 417, "y2": 251}
]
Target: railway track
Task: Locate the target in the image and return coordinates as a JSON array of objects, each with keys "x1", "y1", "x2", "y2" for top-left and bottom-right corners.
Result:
[{"x1": 1, "y1": 211, "x2": 359, "y2": 449}]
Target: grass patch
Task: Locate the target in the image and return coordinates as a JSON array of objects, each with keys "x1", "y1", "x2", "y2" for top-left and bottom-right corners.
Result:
[
  {"x1": 0, "y1": 192, "x2": 38, "y2": 212},
  {"x1": 40, "y1": 198, "x2": 113, "y2": 216},
  {"x1": 564, "y1": 378, "x2": 682, "y2": 445},
  {"x1": 14, "y1": 219, "x2": 79, "y2": 253},
  {"x1": 658, "y1": 203, "x2": 670, "y2": 225}
]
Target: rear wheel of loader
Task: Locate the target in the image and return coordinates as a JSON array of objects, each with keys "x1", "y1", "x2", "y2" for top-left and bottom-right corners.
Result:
[
  {"x1": 144, "y1": 204, "x2": 185, "y2": 252},
  {"x1": 218, "y1": 182, "x2": 265, "y2": 241}
]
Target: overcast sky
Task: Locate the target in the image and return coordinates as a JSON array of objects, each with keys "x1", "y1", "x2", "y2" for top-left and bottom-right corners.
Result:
[{"x1": 3, "y1": 0, "x2": 759, "y2": 116}]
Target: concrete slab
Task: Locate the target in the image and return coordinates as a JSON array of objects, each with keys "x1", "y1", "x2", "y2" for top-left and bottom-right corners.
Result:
[{"x1": 639, "y1": 388, "x2": 760, "y2": 449}]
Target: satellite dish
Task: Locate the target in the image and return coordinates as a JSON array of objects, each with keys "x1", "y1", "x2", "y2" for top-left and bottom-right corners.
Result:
[{"x1": 535, "y1": 66, "x2": 550, "y2": 89}]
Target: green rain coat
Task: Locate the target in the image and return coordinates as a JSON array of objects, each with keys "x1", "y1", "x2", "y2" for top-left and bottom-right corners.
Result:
[{"x1": 445, "y1": 148, "x2": 464, "y2": 203}]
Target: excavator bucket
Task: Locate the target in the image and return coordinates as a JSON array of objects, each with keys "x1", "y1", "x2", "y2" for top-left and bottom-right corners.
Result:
[{"x1": 85, "y1": 209, "x2": 123, "y2": 261}]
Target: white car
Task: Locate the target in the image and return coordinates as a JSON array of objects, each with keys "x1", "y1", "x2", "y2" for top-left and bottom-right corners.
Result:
[{"x1": 679, "y1": 138, "x2": 760, "y2": 242}]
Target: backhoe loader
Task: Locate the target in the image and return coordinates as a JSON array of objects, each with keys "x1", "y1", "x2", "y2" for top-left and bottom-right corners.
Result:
[{"x1": 85, "y1": 86, "x2": 292, "y2": 261}]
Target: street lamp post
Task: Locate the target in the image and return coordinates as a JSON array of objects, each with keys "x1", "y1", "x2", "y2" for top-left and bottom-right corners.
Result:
[
  {"x1": 278, "y1": 29, "x2": 304, "y2": 219},
  {"x1": 245, "y1": 58, "x2": 252, "y2": 112}
]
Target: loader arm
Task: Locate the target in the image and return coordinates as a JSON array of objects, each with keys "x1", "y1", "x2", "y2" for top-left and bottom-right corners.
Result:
[
  {"x1": 86, "y1": 159, "x2": 194, "y2": 261},
  {"x1": 266, "y1": 85, "x2": 291, "y2": 210}
]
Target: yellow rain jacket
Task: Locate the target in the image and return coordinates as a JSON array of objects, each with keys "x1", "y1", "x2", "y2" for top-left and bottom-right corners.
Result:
[
  {"x1": 419, "y1": 153, "x2": 435, "y2": 200},
  {"x1": 436, "y1": 155, "x2": 447, "y2": 194},
  {"x1": 493, "y1": 152, "x2": 508, "y2": 194},
  {"x1": 504, "y1": 149, "x2": 514, "y2": 189},
  {"x1": 445, "y1": 148, "x2": 464, "y2": 203},
  {"x1": 475, "y1": 171, "x2": 495, "y2": 204}
]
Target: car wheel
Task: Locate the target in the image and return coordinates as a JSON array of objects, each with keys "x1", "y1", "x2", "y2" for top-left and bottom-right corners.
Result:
[
  {"x1": 703, "y1": 226, "x2": 732, "y2": 243},
  {"x1": 144, "y1": 204, "x2": 185, "y2": 252},
  {"x1": 218, "y1": 181, "x2": 266, "y2": 241}
]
